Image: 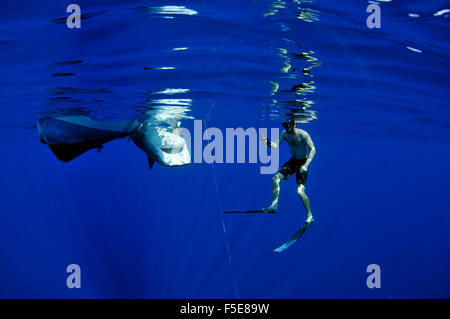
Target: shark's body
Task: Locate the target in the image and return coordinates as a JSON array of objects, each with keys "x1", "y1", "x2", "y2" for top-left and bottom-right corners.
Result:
[{"x1": 38, "y1": 115, "x2": 190, "y2": 168}]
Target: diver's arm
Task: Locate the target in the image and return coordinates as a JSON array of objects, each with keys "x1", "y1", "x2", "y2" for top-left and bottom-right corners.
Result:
[
  {"x1": 261, "y1": 131, "x2": 285, "y2": 149},
  {"x1": 300, "y1": 131, "x2": 316, "y2": 171}
]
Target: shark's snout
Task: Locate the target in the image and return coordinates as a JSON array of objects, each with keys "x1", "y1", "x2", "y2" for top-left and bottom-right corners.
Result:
[
  {"x1": 158, "y1": 139, "x2": 190, "y2": 166},
  {"x1": 136, "y1": 127, "x2": 190, "y2": 167}
]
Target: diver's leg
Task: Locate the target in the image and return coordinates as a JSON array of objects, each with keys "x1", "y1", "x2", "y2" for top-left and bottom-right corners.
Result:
[
  {"x1": 267, "y1": 172, "x2": 283, "y2": 212},
  {"x1": 297, "y1": 184, "x2": 313, "y2": 223}
]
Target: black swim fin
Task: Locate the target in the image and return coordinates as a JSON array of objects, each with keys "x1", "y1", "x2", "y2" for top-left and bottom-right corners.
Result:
[{"x1": 224, "y1": 209, "x2": 276, "y2": 214}]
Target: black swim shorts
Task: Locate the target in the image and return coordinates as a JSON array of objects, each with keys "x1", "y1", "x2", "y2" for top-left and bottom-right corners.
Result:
[{"x1": 279, "y1": 157, "x2": 308, "y2": 185}]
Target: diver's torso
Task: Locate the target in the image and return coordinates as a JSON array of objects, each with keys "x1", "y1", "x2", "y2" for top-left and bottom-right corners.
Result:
[{"x1": 285, "y1": 129, "x2": 307, "y2": 159}]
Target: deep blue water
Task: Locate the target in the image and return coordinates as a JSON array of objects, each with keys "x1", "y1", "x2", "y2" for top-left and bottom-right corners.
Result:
[{"x1": 0, "y1": 0, "x2": 449, "y2": 298}]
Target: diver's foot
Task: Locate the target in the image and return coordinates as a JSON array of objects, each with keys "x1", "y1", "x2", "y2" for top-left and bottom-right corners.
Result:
[
  {"x1": 306, "y1": 215, "x2": 314, "y2": 224},
  {"x1": 263, "y1": 206, "x2": 277, "y2": 214}
]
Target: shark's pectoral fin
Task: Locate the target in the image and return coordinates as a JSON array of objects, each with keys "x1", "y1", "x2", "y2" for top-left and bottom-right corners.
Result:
[
  {"x1": 38, "y1": 116, "x2": 137, "y2": 162},
  {"x1": 48, "y1": 139, "x2": 112, "y2": 162},
  {"x1": 147, "y1": 155, "x2": 155, "y2": 169}
]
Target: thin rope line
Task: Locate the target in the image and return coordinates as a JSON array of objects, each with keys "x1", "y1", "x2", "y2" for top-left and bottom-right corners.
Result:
[{"x1": 204, "y1": 119, "x2": 240, "y2": 299}]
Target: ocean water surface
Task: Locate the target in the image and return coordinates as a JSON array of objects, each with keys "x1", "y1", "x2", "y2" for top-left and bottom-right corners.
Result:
[{"x1": 0, "y1": 0, "x2": 449, "y2": 298}]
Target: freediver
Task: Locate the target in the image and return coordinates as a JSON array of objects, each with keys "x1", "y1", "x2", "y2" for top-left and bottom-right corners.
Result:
[{"x1": 260, "y1": 119, "x2": 316, "y2": 225}]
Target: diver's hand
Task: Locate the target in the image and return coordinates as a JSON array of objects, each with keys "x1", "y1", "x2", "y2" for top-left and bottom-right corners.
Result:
[{"x1": 300, "y1": 164, "x2": 308, "y2": 173}]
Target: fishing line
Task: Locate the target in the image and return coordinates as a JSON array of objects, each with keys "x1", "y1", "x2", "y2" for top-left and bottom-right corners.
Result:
[{"x1": 203, "y1": 118, "x2": 240, "y2": 299}]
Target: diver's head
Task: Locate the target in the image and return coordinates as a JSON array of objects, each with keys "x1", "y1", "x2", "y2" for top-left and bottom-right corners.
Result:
[{"x1": 282, "y1": 119, "x2": 296, "y2": 133}]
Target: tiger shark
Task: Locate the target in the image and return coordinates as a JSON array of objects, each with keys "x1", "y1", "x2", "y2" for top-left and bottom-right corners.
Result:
[{"x1": 37, "y1": 115, "x2": 190, "y2": 168}]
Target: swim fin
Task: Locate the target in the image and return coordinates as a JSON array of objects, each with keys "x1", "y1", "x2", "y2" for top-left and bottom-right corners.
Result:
[
  {"x1": 224, "y1": 209, "x2": 276, "y2": 214},
  {"x1": 273, "y1": 219, "x2": 314, "y2": 253}
]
